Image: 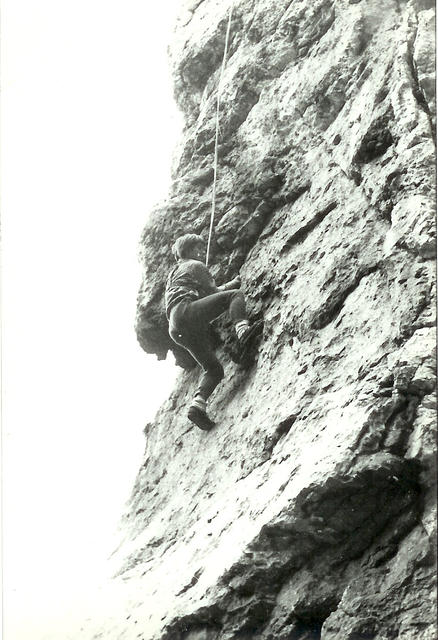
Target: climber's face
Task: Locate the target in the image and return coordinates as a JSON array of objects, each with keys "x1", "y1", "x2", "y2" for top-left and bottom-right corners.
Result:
[{"x1": 186, "y1": 241, "x2": 205, "y2": 262}]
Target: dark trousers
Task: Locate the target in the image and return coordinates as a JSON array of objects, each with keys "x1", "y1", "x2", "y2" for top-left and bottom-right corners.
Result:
[{"x1": 169, "y1": 290, "x2": 247, "y2": 400}]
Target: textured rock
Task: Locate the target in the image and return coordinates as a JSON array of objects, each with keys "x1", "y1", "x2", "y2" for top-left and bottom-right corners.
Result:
[{"x1": 81, "y1": 1, "x2": 436, "y2": 638}]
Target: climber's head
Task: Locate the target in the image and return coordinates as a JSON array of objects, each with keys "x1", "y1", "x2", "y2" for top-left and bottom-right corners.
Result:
[{"x1": 172, "y1": 234, "x2": 204, "y2": 262}]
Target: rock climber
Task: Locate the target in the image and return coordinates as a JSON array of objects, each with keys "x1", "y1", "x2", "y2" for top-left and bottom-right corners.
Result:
[{"x1": 165, "y1": 233, "x2": 262, "y2": 431}]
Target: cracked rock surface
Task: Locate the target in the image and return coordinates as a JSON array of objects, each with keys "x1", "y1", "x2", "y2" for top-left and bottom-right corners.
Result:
[{"x1": 79, "y1": 1, "x2": 436, "y2": 639}]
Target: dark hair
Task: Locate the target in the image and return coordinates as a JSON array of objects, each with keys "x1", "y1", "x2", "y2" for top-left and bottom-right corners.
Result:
[{"x1": 171, "y1": 234, "x2": 203, "y2": 260}]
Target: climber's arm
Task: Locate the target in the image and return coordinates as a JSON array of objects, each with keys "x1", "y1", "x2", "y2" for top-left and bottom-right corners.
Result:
[
  {"x1": 217, "y1": 275, "x2": 241, "y2": 291},
  {"x1": 192, "y1": 261, "x2": 221, "y2": 295},
  {"x1": 192, "y1": 262, "x2": 241, "y2": 295}
]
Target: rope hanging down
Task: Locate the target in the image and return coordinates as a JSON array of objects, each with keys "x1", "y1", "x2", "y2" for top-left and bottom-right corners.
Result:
[{"x1": 206, "y1": 4, "x2": 235, "y2": 267}]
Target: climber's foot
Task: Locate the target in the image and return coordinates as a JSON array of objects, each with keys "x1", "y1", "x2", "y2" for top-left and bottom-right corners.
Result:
[
  {"x1": 239, "y1": 319, "x2": 264, "y2": 347},
  {"x1": 237, "y1": 320, "x2": 264, "y2": 365},
  {"x1": 188, "y1": 406, "x2": 215, "y2": 431}
]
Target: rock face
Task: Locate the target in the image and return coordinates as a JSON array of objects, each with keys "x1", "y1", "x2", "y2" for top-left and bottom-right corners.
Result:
[{"x1": 88, "y1": 1, "x2": 437, "y2": 639}]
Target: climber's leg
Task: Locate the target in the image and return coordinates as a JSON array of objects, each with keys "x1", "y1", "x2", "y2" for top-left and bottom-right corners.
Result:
[
  {"x1": 194, "y1": 343, "x2": 224, "y2": 400},
  {"x1": 171, "y1": 290, "x2": 259, "y2": 344},
  {"x1": 168, "y1": 293, "x2": 264, "y2": 428},
  {"x1": 187, "y1": 289, "x2": 262, "y2": 347},
  {"x1": 170, "y1": 305, "x2": 224, "y2": 397},
  {"x1": 188, "y1": 289, "x2": 247, "y2": 325},
  {"x1": 187, "y1": 335, "x2": 224, "y2": 430},
  {"x1": 169, "y1": 308, "x2": 224, "y2": 430}
]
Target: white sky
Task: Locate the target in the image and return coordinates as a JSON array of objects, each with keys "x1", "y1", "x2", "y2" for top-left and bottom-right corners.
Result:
[{"x1": 1, "y1": 1, "x2": 184, "y2": 637}]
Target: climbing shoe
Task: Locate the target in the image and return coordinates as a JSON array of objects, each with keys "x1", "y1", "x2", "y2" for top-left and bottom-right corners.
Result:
[
  {"x1": 188, "y1": 406, "x2": 215, "y2": 431},
  {"x1": 235, "y1": 319, "x2": 264, "y2": 366},
  {"x1": 238, "y1": 319, "x2": 264, "y2": 347}
]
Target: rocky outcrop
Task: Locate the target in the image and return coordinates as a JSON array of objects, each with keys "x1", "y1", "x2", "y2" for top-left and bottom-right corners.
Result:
[{"x1": 82, "y1": 1, "x2": 436, "y2": 638}]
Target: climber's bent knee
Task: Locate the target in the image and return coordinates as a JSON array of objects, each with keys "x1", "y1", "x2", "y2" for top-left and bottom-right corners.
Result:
[{"x1": 228, "y1": 289, "x2": 247, "y2": 323}]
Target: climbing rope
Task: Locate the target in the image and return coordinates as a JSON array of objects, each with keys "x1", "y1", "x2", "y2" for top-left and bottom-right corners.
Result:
[{"x1": 206, "y1": 3, "x2": 235, "y2": 267}]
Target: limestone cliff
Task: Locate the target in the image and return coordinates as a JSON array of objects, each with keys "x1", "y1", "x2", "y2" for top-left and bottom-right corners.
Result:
[{"x1": 89, "y1": 1, "x2": 436, "y2": 638}]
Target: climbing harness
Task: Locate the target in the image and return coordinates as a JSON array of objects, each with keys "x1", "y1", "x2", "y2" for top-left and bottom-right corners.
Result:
[{"x1": 206, "y1": 3, "x2": 235, "y2": 267}]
